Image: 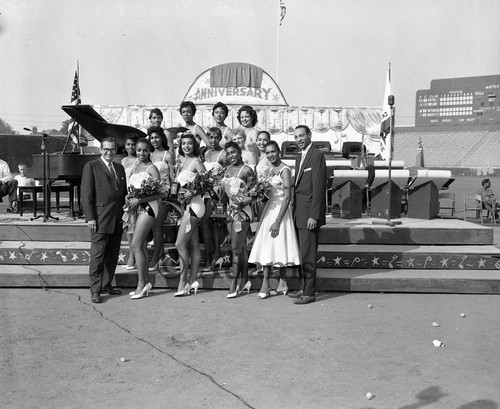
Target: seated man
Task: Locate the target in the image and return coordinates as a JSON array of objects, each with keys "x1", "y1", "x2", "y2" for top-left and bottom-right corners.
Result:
[
  {"x1": 480, "y1": 178, "x2": 499, "y2": 221},
  {"x1": 14, "y1": 163, "x2": 36, "y2": 200},
  {"x1": 0, "y1": 158, "x2": 18, "y2": 212}
]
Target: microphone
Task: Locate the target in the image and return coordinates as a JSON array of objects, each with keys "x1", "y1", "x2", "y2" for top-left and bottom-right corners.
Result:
[
  {"x1": 388, "y1": 95, "x2": 395, "y2": 106},
  {"x1": 24, "y1": 127, "x2": 49, "y2": 137}
]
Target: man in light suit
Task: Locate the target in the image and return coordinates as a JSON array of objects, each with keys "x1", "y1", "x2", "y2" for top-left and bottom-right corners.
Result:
[
  {"x1": 81, "y1": 137, "x2": 127, "y2": 303},
  {"x1": 289, "y1": 125, "x2": 326, "y2": 305}
]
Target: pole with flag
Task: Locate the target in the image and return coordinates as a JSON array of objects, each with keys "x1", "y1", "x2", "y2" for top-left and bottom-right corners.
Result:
[
  {"x1": 276, "y1": 0, "x2": 286, "y2": 82},
  {"x1": 63, "y1": 61, "x2": 81, "y2": 153},
  {"x1": 379, "y1": 63, "x2": 392, "y2": 160},
  {"x1": 373, "y1": 62, "x2": 401, "y2": 226}
]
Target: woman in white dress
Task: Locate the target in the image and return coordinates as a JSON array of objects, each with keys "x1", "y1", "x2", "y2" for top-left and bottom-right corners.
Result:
[
  {"x1": 255, "y1": 131, "x2": 272, "y2": 176},
  {"x1": 221, "y1": 142, "x2": 255, "y2": 298},
  {"x1": 174, "y1": 133, "x2": 206, "y2": 297},
  {"x1": 148, "y1": 126, "x2": 174, "y2": 270},
  {"x1": 248, "y1": 141, "x2": 300, "y2": 299},
  {"x1": 126, "y1": 138, "x2": 163, "y2": 299},
  {"x1": 121, "y1": 133, "x2": 139, "y2": 270}
]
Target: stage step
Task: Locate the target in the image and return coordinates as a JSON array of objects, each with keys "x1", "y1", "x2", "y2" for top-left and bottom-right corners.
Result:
[
  {"x1": 320, "y1": 218, "x2": 493, "y2": 245},
  {"x1": 2, "y1": 241, "x2": 499, "y2": 272},
  {"x1": 317, "y1": 244, "x2": 500, "y2": 270},
  {"x1": 0, "y1": 217, "x2": 494, "y2": 246},
  {"x1": 1, "y1": 265, "x2": 498, "y2": 294}
]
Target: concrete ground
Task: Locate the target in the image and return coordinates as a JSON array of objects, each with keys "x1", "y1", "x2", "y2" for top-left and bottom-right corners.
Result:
[{"x1": 1, "y1": 288, "x2": 499, "y2": 409}]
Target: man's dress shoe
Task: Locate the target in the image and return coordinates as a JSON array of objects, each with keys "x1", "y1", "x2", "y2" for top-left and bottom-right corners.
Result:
[
  {"x1": 287, "y1": 290, "x2": 303, "y2": 299},
  {"x1": 293, "y1": 295, "x2": 316, "y2": 305},
  {"x1": 101, "y1": 286, "x2": 121, "y2": 295},
  {"x1": 91, "y1": 293, "x2": 102, "y2": 303}
]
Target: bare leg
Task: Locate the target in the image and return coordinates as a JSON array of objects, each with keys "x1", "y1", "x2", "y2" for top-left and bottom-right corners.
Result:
[
  {"x1": 276, "y1": 267, "x2": 289, "y2": 294},
  {"x1": 259, "y1": 265, "x2": 272, "y2": 294},
  {"x1": 199, "y1": 199, "x2": 215, "y2": 268},
  {"x1": 175, "y1": 214, "x2": 196, "y2": 294},
  {"x1": 131, "y1": 213, "x2": 155, "y2": 293},
  {"x1": 188, "y1": 221, "x2": 201, "y2": 284},
  {"x1": 149, "y1": 203, "x2": 168, "y2": 267}
]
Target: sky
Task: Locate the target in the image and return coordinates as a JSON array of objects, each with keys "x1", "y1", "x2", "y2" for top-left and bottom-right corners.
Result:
[{"x1": 1, "y1": 0, "x2": 499, "y2": 133}]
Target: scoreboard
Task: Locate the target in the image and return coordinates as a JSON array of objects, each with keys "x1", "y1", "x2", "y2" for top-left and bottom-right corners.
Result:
[{"x1": 415, "y1": 75, "x2": 500, "y2": 126}]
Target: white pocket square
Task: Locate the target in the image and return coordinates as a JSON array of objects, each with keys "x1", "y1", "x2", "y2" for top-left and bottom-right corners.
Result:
[{"x1": 303, "y1": 167, "x2": 311, "y2": 172}]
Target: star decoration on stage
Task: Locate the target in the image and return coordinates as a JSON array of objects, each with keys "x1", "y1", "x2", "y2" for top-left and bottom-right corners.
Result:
[
  {"x1": 371, "y1": 256, "x2": 379, "y2": 266},
  {"x1": 9, "y1": 251, "x2": 16, "y2": 260},
  {"x1": 118, "y1": 253, "x2": 126, "y2": 263},
  {"x1": 40, "y1": 252, "x2": 48, "y2": 262},
  {"x1": 333, "y1": 256, "x2": 342, "y2": 266},
  {"x1": 272, "y1": 94, "x2": 280, "y2": 102},
  {"x1": 406, "y1": 257, "x2": 415, "y2": 267},
  {"x1": 71, "y1": 253, "x2": 79, "y2": 261},
  {"x1": 478, "y1": 258, "x2": 486, "y2": 268},
  {"x1": 440, "y1": 257, "x2": 449, "y2": 268}
]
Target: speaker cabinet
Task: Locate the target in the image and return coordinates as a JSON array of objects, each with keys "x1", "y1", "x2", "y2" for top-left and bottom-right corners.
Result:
[
  {"x1": 407, "y1": 181, "x2": 439, "y2": 219},
  {"x1": 331, "y1": 181, "x2": 363, "y2": 219},
  {"x1": 370, "y1": 181, "x2": 401, "y2": 219}
]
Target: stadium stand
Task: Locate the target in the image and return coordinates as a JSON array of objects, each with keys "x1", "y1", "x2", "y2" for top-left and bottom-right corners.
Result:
[{"x1": 394, "y1": 129, "x2": 500, "y2": 169}]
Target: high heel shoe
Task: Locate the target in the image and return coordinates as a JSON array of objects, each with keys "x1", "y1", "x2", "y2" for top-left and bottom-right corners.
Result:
[
  {"x1": 242, "y1": 280, "x2": 251, "y2": 294},
  {"x1": 275, "y1": 286, "x2": 289, "y2": 296},
  {"x1": 189, "y1": 281, "x2": 200, "y2": 295},
  {"x1": 226, "y1": 285, "x2": 240, "y2": 299},
  {"x1": 174, "y1": 283, "x2": 190, "y2": 297},
  {"x1": 148, "y1": 262, "x2": 159, "y2": 272},
  {"x1": 130, "y1": 283, "x2": 152, "y2": 299},
  {"x1": 257, "y1": 290, "x2": 273, "y2": 300}
]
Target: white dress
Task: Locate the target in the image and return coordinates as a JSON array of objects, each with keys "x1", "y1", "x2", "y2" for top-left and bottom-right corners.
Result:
[{"x1": 248, "y1": 166, "x2": 300, "y2": 267}]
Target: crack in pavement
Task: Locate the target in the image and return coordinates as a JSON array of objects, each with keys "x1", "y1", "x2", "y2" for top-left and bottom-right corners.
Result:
[{"x1": 45, "y1": 288, "x2": 257, "y2": 409}]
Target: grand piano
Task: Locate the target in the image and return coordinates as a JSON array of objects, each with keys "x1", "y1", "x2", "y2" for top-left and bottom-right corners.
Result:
[{"x1": 31, "y1": 105, "x2": 147, "y2": 216}]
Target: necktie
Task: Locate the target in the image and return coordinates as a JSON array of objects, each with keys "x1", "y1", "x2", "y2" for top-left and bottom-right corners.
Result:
[{"x1": 108, "y1": 163, "x2": 118, "y2": 187}]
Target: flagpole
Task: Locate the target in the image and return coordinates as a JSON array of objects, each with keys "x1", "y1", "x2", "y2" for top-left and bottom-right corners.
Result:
[{"x1": 276, "y1": 0, "x2": 281, "y2": 82}]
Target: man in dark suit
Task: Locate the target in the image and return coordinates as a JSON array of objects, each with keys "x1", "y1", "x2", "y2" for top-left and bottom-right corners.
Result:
[
  {"x1": 81, "y1": 137, "x2": 127, "y2": 303},
  {"x1": 289, "y1": 125, "x2": 326, "y2": 305}
]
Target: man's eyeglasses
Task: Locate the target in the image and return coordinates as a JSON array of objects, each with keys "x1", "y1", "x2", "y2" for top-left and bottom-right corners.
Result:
[{"x1": 101, "y1": 148, "x2": 116, "y2": 153}]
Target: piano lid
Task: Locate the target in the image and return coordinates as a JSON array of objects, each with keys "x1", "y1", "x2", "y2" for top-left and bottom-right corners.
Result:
[{"x1": 62, "y1": 105, "x2": 147, "y2": 152}]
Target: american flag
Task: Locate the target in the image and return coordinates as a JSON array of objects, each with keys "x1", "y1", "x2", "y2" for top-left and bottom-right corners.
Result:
[
  {"x1": 68, "y1": 64, "x2": 80, "y2": 144},
  {"x1": 279, "y1": 0, "x2": 287, "y2": 26}
]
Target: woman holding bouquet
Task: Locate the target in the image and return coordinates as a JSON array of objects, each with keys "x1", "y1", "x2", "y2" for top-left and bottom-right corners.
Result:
[
  {"x1": 200, "y1": 127, "x2": 228, "y2": 271},
  {"x1": 248, "y1": 141, "x2": 300, "y2": 299},
  {"x1": 148, "y1": 126, "x2": 174, "y2": 271},
  {"x1": 126, "y1": 138, "x2": 165, "y2": 299},
  {"x1": 174, "y1": 133, "x2": 206, "y2": 296},
  {"x1": 121, "y1": 133, "x2": 139, "y2": 270},
  {"x1": 221, "y1": 141, "x2": 255, "y2": 298}
]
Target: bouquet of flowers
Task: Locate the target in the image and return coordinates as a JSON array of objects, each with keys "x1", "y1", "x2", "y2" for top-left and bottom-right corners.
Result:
[
  {"x1": 179, "y1": 166, "x2": 225, "y2": 203},
  {"x1": 246, "y1": 171, "x2": 274, "y2": 203},
  {"x1": 124, "y1": 176, "x2": 171, "y2": 212}
]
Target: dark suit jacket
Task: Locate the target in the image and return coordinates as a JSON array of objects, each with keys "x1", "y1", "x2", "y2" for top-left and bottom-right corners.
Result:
[
  {"x1": 293, "y1": 145, "x2": 327, "y2": 229},
  {"x1": 81, "y1": 159, "x2": 127, "y2": 234}
]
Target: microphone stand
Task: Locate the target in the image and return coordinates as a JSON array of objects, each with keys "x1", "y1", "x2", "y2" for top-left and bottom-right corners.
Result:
[
  {"x1": 26, "y1": 129, "x2": 59, "y2": 222},
  {"x1": 373, "y1": 95, "x2": 401, "y2": 227}
]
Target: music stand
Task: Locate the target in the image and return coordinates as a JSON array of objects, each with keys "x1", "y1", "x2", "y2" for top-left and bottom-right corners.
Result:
[{"x1": 30, "y1": 131, "x2": 59, "y2": 222}]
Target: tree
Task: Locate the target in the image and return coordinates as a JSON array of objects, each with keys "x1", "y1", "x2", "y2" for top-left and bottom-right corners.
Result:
[
  {"x1": 0, "y1": 117, "x2": 18, "y2": 134},
  {"x1": 60, "y1": 119, "x2": 71, "y2": 135}
]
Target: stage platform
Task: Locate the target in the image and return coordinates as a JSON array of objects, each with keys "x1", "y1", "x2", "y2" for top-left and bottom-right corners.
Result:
[{"x1": 0, "y1": 212, "x2": 499, "y2": 294}]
